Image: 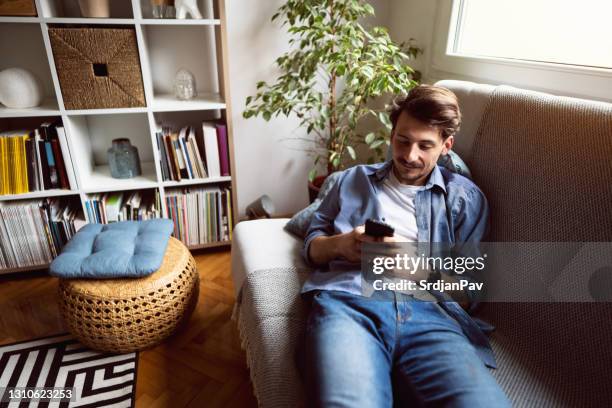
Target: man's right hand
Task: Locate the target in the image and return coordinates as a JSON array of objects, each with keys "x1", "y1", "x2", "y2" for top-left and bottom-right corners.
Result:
[{"x1": 308, "y1": 225, "x2": 368, "y2": 265}]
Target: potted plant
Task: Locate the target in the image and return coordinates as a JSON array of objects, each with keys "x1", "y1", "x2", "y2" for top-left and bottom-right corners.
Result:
[{"x1": 243, "y1": 0, "x2": 421, "y2": 200}]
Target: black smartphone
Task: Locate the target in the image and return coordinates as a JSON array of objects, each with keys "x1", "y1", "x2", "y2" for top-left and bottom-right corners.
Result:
[{"x1": 365, "y1": 219, "x2": 395, "y2": 238}]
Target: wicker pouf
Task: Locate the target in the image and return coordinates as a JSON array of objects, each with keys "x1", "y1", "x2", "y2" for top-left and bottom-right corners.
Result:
[{"x1": 58, "y1": 237, "x2": 199, "y2": 353}]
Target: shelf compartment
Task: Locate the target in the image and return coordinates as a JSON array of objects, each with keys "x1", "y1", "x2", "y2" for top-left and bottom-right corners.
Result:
[
  {"x1": 0, "y1": 23, "x2": 59, "y2": 111},
  {"x1": 64, "y1": 113, "x2": 157, "y2": 191},
  {"x1": 138, "y1": 0, "x2": 214, "y2": 20},
  {"x1": 142, "y1": 25, "x2": 220, "y2": 103},
  {"x1": 83, "y1": 187, "x2": 162, "y2": 223},
  {"x1": 39, "y1": 0, "x2": 133, "y2": 18}
]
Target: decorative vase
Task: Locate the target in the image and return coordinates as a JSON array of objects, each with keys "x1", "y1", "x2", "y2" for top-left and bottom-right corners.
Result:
[
  {"x1": 107, "y1": 138, "x2": 142, "y2": 179},
  {"x1": 151, "y1": 0, "x2": 175, "y2": 18},
  {"x1": 78, "y1": 0, "x2": 110, "y2": 18},
  {"x1": 0, "y1": 68, "x2": 42, "y2": 109},
  {"x1": 174, "y1": 68, "x2": 196, "y2": 100}
]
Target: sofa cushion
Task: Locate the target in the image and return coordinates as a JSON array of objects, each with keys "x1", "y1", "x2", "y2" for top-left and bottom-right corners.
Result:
[
  {"x1": 284, "y1": 172, "x2": 343, "y2": 238},
  {"x1": 50, "y1": 219, "x2": 174, "y2": 279}
]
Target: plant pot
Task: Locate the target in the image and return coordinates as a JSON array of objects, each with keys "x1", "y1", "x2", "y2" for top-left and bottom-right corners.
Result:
[
  {"x1": 78, "y1": 0, "x2": 110, "y2": 18},
  {"x1": 307, "y1": 175, "x2": 328, "y2": 204}
]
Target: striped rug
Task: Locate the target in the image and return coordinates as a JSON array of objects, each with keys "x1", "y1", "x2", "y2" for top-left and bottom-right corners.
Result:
[{"x1": 0, "y1": 333, "x2": 138, "y2": 407}]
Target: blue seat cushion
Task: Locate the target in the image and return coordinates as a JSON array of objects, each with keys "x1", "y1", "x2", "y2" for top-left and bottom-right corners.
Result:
[{"x1": 50, "y1": 219, "x2": 175, "y2": 279}]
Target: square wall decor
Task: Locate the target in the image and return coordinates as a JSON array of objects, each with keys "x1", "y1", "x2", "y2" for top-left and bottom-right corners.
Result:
[{"x1": 49, "y1": 27, "x2": 146, "y2": 109}]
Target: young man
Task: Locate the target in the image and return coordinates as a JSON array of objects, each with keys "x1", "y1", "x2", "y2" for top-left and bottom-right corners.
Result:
[{"x1": 298, "y1": 85, "x2": 510, "y2": 407}]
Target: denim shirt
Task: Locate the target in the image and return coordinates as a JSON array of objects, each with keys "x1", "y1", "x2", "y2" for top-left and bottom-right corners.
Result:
[{"x1": 301, "y1": 160, "x2": 497, "y2": 368}]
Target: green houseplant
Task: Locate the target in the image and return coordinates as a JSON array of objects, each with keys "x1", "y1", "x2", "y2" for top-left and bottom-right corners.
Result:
[{"x1": 243, "y1": 0, "x2": 421, "y2": 195}]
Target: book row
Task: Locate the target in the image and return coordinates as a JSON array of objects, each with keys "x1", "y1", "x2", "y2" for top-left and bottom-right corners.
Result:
[
  {"x1": 85, "y1": 190, "x2": 162, "y2": 224},
  {"x1": 0, "y1": 121, "x2": 76, "y2": 195},
  {"x1": 165, "y1": 186, "x2": 233, "y2": 246},
  {"x1": 0, "y1": 199, "x2": 85, "y2": 269},
  {"x1": 156, "y1": 122, "x2": 230, "y2": 182}
]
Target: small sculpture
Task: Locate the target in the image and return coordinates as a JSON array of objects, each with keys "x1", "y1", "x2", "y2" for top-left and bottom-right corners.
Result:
[
  {"x1": 0, "y1": 68, "x2": 42, "y2": 109},
  {"x1": 174, "y1": 68, "x2": 197, "y2": 100},
  {"x1": 175, "y1": 0, "x2": 202, "y2": 19}
]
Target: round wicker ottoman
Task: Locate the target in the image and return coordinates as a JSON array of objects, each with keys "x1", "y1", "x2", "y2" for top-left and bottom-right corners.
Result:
[{"x1": 58, "y1": 237, "x2": 199, "y2": 353}]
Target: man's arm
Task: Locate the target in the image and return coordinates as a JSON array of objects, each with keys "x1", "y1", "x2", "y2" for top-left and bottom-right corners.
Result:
[{"x1": 308, "y1": 227, "x2": 366, "y2": 265}]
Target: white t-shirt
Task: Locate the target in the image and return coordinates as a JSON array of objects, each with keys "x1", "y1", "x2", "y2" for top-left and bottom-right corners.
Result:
[{"x1": 377, "y1": 169, "x2": 422, "y2": 241}]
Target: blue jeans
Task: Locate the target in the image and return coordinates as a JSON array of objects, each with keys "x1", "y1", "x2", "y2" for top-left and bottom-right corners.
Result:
[{"x1": 297, "y1": 290, "x2": 510, "y2": 407}]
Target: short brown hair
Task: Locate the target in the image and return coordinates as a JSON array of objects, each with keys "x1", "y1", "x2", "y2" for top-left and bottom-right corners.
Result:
[{"x1": 389, "y1": 85, "x2": 461, "y2": 140}]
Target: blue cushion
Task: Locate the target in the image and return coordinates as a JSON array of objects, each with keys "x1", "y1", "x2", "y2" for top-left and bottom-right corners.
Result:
[
  {"x1": 284, "y1": 172, "x2": 343, "y2": 238},
  {"x1": 50, "y1": 219, "x2": 174, "y2": 279},
  {"x1": 437, "y1": 150, "x2": 473, "y2": 179}
]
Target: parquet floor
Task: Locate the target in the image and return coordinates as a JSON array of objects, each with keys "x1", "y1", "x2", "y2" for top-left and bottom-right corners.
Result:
[{"x1": 0, "y1": 249, "x2": 258, "y2": 408}]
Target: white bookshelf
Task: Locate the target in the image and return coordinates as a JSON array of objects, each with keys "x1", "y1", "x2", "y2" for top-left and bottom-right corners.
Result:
[{"x1": 0, "y1": 0, "x2": 237, "y2": 272}]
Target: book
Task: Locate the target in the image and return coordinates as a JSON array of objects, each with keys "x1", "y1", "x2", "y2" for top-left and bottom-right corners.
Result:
[
  {"x1": 56, "y1": 126, "x2": 77, "y2": 190},
  {"x1": 216, "y1": 124, "x2": 230, "y2": 176},
  {"x1": 202, "y1": 123, "x2": 221, "y2": 178},
  {"x1": 188, "y1": 127, "x2": 207, "y2": 178}
]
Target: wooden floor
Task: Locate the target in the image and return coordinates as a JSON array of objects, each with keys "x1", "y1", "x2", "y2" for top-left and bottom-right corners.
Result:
[{"x1": 0, "y1": 249, "x2": 258, "y2": 408}]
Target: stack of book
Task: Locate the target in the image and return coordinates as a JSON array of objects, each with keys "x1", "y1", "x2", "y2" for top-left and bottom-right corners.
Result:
[
  {"x1": 85, "y1": 190, "x2": 161, "y2": 224},
  {"x1": 155, "y1": 122, "x2": 230, "y2": 182},
  {"x1": 0, "y1": 121, "x2": 76, "y2": 195},
  {"x1": 0, "y1": 199, "x2": 85, "y2": 269},
  {"x1": 165, "y1": 186, "x2": 233, "y2": 246}
]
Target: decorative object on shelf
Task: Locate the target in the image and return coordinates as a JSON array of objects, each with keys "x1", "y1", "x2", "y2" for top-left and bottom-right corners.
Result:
[
  {"x1": 246, "y1": 195, "x2": 275, "y2": 219},
  {"x1": 243, "y1": 0, "x2": 422, "y2": 188},
  {"x1": 0, "y1": 68, "x2": 42, "y2": 109},
  {"x1": 77, "y1": 0, "x2": 110, "y2": 18},
  {"x1": 107, "y1": 138, "x2": 142, "y2": 179},
  {"x1": 151, "y1": 0, "x2": 175, "y2": 18},
  {"x1": 174, "y1": 68, "x2": 197, "y2": 100},
  {"x1": 48, "y1": 27, "x2": 146, "y2": 109},
  {"x1": 175, "y1": 0, "x2": 202, "y2": 19},
  {"x1": 0, "y1": 0, "x2": 36, "y2": 16}
]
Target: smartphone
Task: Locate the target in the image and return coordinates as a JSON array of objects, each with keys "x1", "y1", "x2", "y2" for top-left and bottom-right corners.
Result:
[{"x1": 365, "y1": 219, "x2": 395, "y2": 238}]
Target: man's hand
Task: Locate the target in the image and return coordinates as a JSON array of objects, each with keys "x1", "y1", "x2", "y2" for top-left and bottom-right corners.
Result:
[
  {"x1": 308, "y1": 226, "x2": 366, "y2": 265},
  {"x1": 308, "y1": 225, "x2": 411, "y2": 265}
]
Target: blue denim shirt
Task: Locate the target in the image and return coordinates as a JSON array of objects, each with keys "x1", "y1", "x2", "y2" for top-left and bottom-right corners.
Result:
[{"x1": 301, "y1": 160, "x2": 497, "y2": 368}]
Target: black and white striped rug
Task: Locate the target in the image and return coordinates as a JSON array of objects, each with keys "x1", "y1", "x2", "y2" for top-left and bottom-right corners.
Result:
[{"x1": 0, "y1": 333, "x2": 138, "y2": 407}]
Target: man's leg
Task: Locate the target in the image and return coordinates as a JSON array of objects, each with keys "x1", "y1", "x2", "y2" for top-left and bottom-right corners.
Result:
[
  {"x1": 300, "y1": 290, "x2": 395, "y2": 408},
  {"x1": 393, "y1": 300, "x2": 510, "y2": 408}
]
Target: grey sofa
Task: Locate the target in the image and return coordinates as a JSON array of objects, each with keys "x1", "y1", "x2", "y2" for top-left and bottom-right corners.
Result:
[{"x1": 231, "y1": 80, "x2": 612, "y2": 407}]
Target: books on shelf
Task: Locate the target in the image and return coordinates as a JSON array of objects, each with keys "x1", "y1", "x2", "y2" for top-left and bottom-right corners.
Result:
[
  {"x1": 155, "y1": 122, "x2": 230, "y2": 182},
  {"x1": 85, "y1": 190, "x2": 162, "y2": 224},
  {"x1": 0, "y1": 198, "x2": 85, "y2": 270},
  {"x1": 165, "y1": 186, "x2": 233, "y2": 246},
  {"x1": 0, "y1": 121, "x2": 76, "y2": 196}
]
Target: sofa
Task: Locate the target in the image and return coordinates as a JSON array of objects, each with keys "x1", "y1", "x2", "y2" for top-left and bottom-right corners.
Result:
[{"x1": 231, "y1": 80, "x2": 612, "y2": 407}]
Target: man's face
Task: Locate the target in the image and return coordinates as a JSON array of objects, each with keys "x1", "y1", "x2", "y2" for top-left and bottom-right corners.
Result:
[{"x1": 390, "y1": 111, "x2": 454, "y2": 186}]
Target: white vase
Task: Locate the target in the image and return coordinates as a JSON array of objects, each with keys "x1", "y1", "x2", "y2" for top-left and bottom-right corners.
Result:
[
  {"x1": 0, "y1": 68, "x2": 42, "y2": 109},
  {"x1": 78, "y1": 0, "x2": 110, "y2": 18}
]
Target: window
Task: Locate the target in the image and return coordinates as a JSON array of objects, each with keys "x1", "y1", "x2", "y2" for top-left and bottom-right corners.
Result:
[
  {"x1": 452, "y1": 0, "x2": 612, "y2": 69},
  {"x1": 430, "y1": 0, "x2": 612, "y2": 102}
]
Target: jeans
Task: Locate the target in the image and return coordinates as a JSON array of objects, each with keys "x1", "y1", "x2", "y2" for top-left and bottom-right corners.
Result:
[{"x1": 297, "y1": 290, "x2": 510, "y2": 408}]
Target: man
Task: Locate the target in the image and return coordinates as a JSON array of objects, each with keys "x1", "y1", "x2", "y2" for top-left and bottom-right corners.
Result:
[{"x1": 298, "y1": 85, "x2": 510, "y2": 407}]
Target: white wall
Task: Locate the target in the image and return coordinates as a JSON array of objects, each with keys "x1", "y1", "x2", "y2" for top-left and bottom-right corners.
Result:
[
  {"x1": 226, "y1": 0, "x2": 312, "y2": 217},
  {"x1": 226, "y1": 0, "x2": 391, "y2": 217}
]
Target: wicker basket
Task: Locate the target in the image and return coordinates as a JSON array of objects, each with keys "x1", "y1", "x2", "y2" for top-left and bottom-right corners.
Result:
[
  {"x1": 48, "y1": 27, "x2": 146, "y2": 110},
  {"x1": 58, "y1": 237, "x2": 199, "y2": 353}
]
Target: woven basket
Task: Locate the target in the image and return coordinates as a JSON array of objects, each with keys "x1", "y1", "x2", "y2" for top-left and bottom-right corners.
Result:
[
  {"x1": 58, "y1": 237, "x2": 199, "y2": 353},
  {"x1": 48, "y1": 27, "x2": 146, "y2": 109}
]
